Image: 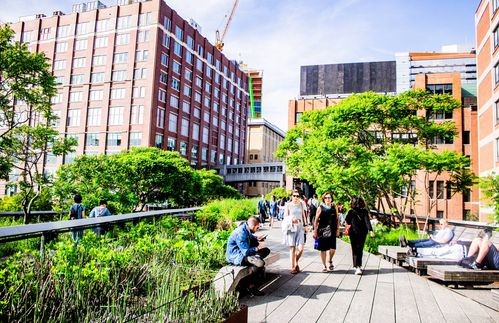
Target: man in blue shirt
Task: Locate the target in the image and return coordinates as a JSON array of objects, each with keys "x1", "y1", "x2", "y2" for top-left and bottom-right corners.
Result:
[
  {"x1": 400, "y1": 219, "x2": 454, "y2": 256},
  {"x1": 226, "y1": 216, "x2": 270, "y2": 296}
]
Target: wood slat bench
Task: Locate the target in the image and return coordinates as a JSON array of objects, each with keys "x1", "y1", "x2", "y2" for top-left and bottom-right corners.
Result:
[
  {"x1": 378, "y1": 246, "x2": 408, "y2": 266},
  {"x1": 427, "y1": 265, "x2": 499, "y2": 288},
  {"x1": 214, "y1": 253, "x2": 280, "y2": 296},
  {"x1": 407, "y1": 257, "x2": 459, "y2": 276}
]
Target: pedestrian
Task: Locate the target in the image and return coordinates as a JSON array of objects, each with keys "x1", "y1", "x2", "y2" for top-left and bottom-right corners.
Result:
[
  {"x1": 268, "y1": 195, "x2": 278, "y2": 227},
  {"x1": 345, "y1": 197, "x2": 375, "y2": 275},
  {"x1": 278, "y1": 197, "x2": 286, "y2": 221},
  {"x1": 308, "y1": 194, "x2": 319, "y2": 227},
  {"x1": 282, "y1": 189, "x2": 307, "y2": 274},
  {"x1": 69, "y1": 194, "x2": 85, "y2": 243},
  {"x1": 257, "y1": 194, "x2": 268, "y2": 225},
  {"x1": 313, "y1": 192, "x2": 339, "y2": 272},
  {"x1": 89, "y1": 199, "x2": 112, "y2": 237}
]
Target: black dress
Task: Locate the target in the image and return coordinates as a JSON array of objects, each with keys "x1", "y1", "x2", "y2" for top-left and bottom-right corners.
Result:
[{"x1": 316, "y1": 205, "x2": 337, "y2": 251}]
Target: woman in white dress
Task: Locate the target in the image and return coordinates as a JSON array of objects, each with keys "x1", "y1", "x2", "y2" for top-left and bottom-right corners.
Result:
[{"x1": 282, "y1": 189, "x2": 307, "y2": 274}]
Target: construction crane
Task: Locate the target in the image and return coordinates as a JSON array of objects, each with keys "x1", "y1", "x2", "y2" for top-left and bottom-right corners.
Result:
[{"x1": 215, "y1": 0, "x2": 239, "y2": 52}]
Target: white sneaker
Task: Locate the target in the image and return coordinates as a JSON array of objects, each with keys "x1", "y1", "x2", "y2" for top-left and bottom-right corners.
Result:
[{"x1": 355, "y1": 267, "x2": 362, "y2": 275}]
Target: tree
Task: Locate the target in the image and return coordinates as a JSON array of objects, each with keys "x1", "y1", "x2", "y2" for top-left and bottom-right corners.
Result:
[
  {"x1": 0, "y1": 25, "x2": 75, "y2": 223},
  {"x1": 196, "y1": 169, "x2": 241, "y2": 203},
  {"x1": 480, "y1": 174, "x2": 499, "y2": 224},
  {"x1": 276, "y1": 91, "x2": 476, "y2": 220}
]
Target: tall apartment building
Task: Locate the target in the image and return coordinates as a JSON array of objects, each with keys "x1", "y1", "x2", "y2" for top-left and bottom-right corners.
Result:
[
  {"x1": 475, "y1": 0, "x2": 499, "y2": 221},
  {"x1": 7, "y1": 0, "x2": 249, "y2": 179},
  {"x1": 241, "y1": 68, "x2": 263, "y2": 118}
]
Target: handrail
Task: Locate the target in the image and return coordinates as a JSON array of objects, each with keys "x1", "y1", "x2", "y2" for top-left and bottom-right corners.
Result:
[{"x1": 0, "y1": 207, "x2": 201, "y2": 244}]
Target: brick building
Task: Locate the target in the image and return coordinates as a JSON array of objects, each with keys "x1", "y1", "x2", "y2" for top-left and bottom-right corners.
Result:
[{"x1": 6, "y1": 0, "x2": 249, "y2": 183}]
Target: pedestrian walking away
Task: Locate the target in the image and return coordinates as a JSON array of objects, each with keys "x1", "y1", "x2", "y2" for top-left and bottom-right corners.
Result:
[{"x1": 69, "y1": 194, "x2": 85, "y2": 243}]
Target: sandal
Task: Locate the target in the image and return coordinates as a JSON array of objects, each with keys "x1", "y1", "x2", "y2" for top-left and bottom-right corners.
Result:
[
  {"x1": 291, "y1": 268, "x2": 298, "y2": 274},
  {"x1": 295, "y1": 265, "x2": 300, "y2": 272},
  {"x1": 329, "y1": 262, "x2": 334, "y2": 271},
  {"x1": 322, "y1": 267, "x2": 328, "y2": 273}
]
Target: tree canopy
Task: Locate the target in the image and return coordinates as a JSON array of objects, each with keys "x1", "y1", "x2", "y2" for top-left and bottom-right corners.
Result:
[{"x1": 276, "y1": 91, "x2": 475, "y2": 217}]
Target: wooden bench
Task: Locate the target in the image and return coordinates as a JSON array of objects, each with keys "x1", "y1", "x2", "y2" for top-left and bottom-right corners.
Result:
[
  {"x1": 214, "y1": 253, "x2": 280, "y2": 296},
  {"x1": 407, "y1": 257, "x2": 459, "y2": 276},
  {"x1": 378, "y1": 246, "x2": 408, "y2": 266},
  {"x1": 427, "y1": 265, "x2": 499, "y2": 288}
]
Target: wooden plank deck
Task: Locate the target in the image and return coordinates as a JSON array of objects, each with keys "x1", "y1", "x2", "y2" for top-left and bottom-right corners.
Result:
[{"x1": 241, "y1": 223, "x2": 499, "y2": 323}]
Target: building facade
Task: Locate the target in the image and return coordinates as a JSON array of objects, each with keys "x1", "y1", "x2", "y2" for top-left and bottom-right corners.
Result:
[
  {"x1": 475, "y1": 0, "x2": 499, "y2": 221},
  {"x1": 242, "y1": 68, "x2": 263, "y2": 118},
  {"x1": 7, "y1": 0, "x2": 249, "y2": 182}
]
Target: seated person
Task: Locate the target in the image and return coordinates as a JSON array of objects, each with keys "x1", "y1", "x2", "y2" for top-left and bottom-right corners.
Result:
[
  {"x1": 400, "y1": 219, "x2": 454, "y2": 254},
  {"x1": 461, "y1": 235, "x2": 499, "y2": 270},
  {"x1": 226, "y1": 216, "x2": 270, "y2": 296},
  {"x1": 416, "y1": 240, "x2": 472, "y2": 260}
]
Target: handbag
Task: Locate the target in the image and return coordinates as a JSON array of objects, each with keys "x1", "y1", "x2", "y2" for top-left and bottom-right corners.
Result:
[
  {"x1": 345, "y1": 224, "x2": 351, "y2": 236},
  {"x1": 319, "y1": 225, "x2": 332, "y2": 238}
]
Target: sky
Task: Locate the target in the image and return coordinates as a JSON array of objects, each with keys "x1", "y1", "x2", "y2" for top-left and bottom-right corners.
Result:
[{"x1": 0, "y1": 0, "x2": 478, "y2": 131}]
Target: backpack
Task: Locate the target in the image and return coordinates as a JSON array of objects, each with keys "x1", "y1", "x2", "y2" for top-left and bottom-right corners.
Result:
[{"x1": 70, "y1": 204, "x2": 81, "y2": 220}]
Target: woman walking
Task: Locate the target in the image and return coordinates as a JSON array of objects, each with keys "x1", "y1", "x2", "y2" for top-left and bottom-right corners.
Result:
[
  {"x1": 345, "y1": 197, "x2": 375, "y2": 275},
  {"x1": 282, "y1": 189, "x2": 307, "y2": 274},
  {"x1": 313, "y1": 192, "x2": 339, "y2": 272},
  {"x1": 269, "y1": 195, "x2": 278, "y2": 227}
]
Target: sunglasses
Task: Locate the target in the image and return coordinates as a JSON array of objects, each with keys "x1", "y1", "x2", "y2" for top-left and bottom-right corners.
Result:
[
  {"x1": 292, "y1": 195, "x2": 300, "y2": 197},
  {"x1": 324, "y1": 196, "x2": 332, "y2": 199}
]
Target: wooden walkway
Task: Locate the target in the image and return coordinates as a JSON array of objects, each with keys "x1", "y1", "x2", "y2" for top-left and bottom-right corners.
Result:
[{"x1": 241, "y1": 223, "x2": 499, "y2": 323}]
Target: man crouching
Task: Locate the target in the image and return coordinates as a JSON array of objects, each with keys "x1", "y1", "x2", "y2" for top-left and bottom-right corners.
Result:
[{"x1": 226, "y1": 216, "x2": 270, "y2": 296}]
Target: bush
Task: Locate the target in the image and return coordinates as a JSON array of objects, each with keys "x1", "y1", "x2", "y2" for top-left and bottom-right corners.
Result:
[
  {"x1": 265, "y1": 187, "x2": 289, "y2": 201},
  {"x1": 197, "y1": 198, "x2": 258, "y2": 230},
  {"x1": 342, "y1": 224, "x2": 423, "y2": 254}
]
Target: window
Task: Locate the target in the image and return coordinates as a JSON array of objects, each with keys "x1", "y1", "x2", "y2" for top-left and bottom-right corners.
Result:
[
  {"x1": 193, "y1": 108, "x2": 201, "y2": 118},
  {"x1": 157, "y1": 108, "x2": 166, "y2": 128},
  {"x1": 167, "y1": 137, "x2": 176, "y2": 151},
  {"x1": 158, "y1": 89, "x2": 167, "y2": 102},
  {"x1": 171, "y1": 78, "x2": 180, "y2": 91},
  {"x1": 175, "y1": 26, "x2": 183, "y2": 41},
  {"x1": 207, "y1": 52, "x2": 213, "y2": 64},
  {"x1": 186, "y1": 51, "x2": 193, "y2": 64},
  {"x1": 53, "y1": 60, "x2": 66, "y2": 70},
  {"x1": 463, "y1": 188, "x2": 471, "y2": 202},
  {"x1": 463, "y1": 131, "x2": 470, "y2": 145},
  {"x1": 75, "y1": 39, "x2": 87, "y2": 50},
  {"x1": 107, "y1": 133, "x2": 122, "y2": 146},
  {"x1": 67, "y1": 109, "x2": 80, "y2": 127},
  {"x1": 204, "y1": 97, "x2": 211, "y2": 108},
  {"x1": 168, "y1": 112, "x2": 177, "y2": 132},
  {"x1": 91, "y1": 72, "x2": 105, "y2": 83},
  {"x1": 163, "y1": 16, "x2": 172, "y2": 31},
  {"x1": 96, "y1": 19, "x2": 109, "y2": 32},
  {"x1": 162, "y1": 33, "x2": 170, "y2": 48},
  {"x1": 111, "y1": 88, "x2": 126, "y2": 100},
  {"x1": 204, "y1": 111, "x2": 210, "y2": 123},
  {"x1": 170, "y1": 95, "x2": 179, "y2": 109},
  {"x1": 134, "y1": 68, "x2": 147, "y2": 80},
  {"x1": 159, "y1": 71, "x2": 168, "y2": 84},
  {"x1": 133, "y1": 86, "x2": 146, "y2": 98},
  {"x1": 173, "y1": 41, "x2": 182, "y2": 57},
  {"x1": 197, "y1": 44, "x2": 204, "y2": 56},
  {"x1": 116, "y1": 33, "x2": 130, "y2": 45},
  {"x1": 117, "y1": 16, "x2": 131, "y2": 29},
  {"x1": 108, "y1": 107, "x2": 124, "y2": 125},
  {"x1": 180, "y1": 142, "x2": 187, "y2": 155},
  {"x1": 72, "y1": 57, "x2": 86, "y2": 68},
  {"x1": 183, "y1": 85, "x2": 192, "y2": 97},
  {"x1": 436, "y1": 211, "x2": 444, "y2": 219},
  {"x1": 51, "y1": 93, "x2": 63, "y2": 104},
  {"x1": 227, "y1": 138, "x2": 232, "y2": 152},
  {"x1": 436, "y1": 181, "x2": 444, "y2": 199},
  {"x1": 431, "y1": 135, "x2": 453, "y2": 145},
  {"x1": 446, "y1": 182, "x2": 452, "y2": 200},
  {"x1": 90, "y1": 90, "x2": 103, "y2": 101},
  {"x1": 161, "y1": 53, "x2": 169, "y2": 67},
  {"x1": 495, "y1": 63, "x2": 499, "y2": 87},
  {"x1": 496, "y1": 138, "x2": 499, "y2": 159},
  {"x1": 392, "y1": 132, "x2": 418, "y2": 144},
  {"x1": 181, "y1": 118, "x2": 189, "y2": 136},
  {"x1": 185, "y1": 69, "x2": 193, "y2": 81},
  {"x1": 429, "y1": 180, "x2": 435, "y2": 199},
  {"x1": 212, "y1": 116, "x2": 218, "y2": 127},
  {"x1": 202, "y1": 126, "x2": 209, "y2": 144},
  {"x1": 129, "y1": 132, "x2": 142, "y2": 147},
  {"x1": 139, "y1": 12, "x2": 151, "y2": 26},
  {"x1": 94, "y1": 36, "x2": 108, "y2": 48},
  {"x1": 137, "y1": 30, "x2": 149, "y2": 43},
  {"x1": 21, "y1": 31, "x2": 32, "y2": 43},
  {"x1": 131, "y1": 105, "x2": 144, "y2": 124},
  {"x1": 496, "y1": 100, "x2": 499, "y2": 125},
  {"x1": 172, "y1": 60, "x2": 181, "y2": 74},
  {"x1": 202, "y1": 147, "x2": 208, "y2": 161},
  {"x1": 426, "y1": 108, "x2": 452, "y2": 120},
  {"x1": 87, "y1": 108, "x2": 101, "y2": 126},
  {"x1": 211, "y1": 150, "x2": 217, "y2": 164},
  {"x1": 135, "y1": 49, "x2": 149, "y2": 61},
  {"x1": 182, "y1": 101, "x2": 190, "y2": 113},
  {"x1": 86, "y1": 133, "x2": 99, "y2": 147},
  {"x1": 112, "y1": 70, "x2": 127, "y2": 81},
  {"x1": 191, "y1": 145, "x2": 198, "y2": 159},
  {"x1": 194, "y1": 91, "x2": 202, "y2": 103},
  {"x1": 114, "y1": 52, "x2": 128, "y2": 64},
  {"x1": 495, "y1": 25, "x2": 499, "y2": 49},
  {"x1": 155, "y1": 134, "x2": 163, "y2": 148},
  {"x1": 92, "y1": 55, "x2": 106, "y2": 66},
  {"x1": 57, "y1": 25, "x2": 70, "y2": 38},
  {"x1": 196, "y1": 59, "x2": 203, "y2": 72},
  {"x1": 70, "y1": 91, "x2": 83, "y2": 102},
  {"x1": 56, "y1": 42, "x2": 68, "y2": 52}
]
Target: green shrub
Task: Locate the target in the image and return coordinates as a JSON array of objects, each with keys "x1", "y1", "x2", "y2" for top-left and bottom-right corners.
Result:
[
  {"x1": 197, "y1": 198, "x2": 258, "y2": 230},
  {"x1": 265, "y1": 187, "x2": 289, "y2": 200}
]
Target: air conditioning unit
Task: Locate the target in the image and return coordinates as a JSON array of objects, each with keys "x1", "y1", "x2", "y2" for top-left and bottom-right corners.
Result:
[
  {"x1": 53, "y1": 11, "x2": 65, "y2": 16},
  {"x1": 35, "y1": 14, "x2": 46, "y2": 19}
]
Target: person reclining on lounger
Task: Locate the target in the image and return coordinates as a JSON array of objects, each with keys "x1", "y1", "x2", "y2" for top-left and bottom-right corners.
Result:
[
  {"x1": 400, "y1": 219, "x2": 454, "y2": 256},
  {"x1": 226, "y1": 216, "x2": 270, "y2": 296},
  {"x1": 459, "y1": 233, "x2": 499, "y2": 270},
  {"x1": 416, "y1": 240, "x2": 472, "y2": 260}
]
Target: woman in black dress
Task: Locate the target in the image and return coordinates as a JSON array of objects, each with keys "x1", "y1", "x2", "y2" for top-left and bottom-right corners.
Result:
[
  {"x1": 345, "y1": 197, "x2": 375, "y2": 275},
  {"x1": 313, "y1": 192, "x2": 339, "y2": 272}
]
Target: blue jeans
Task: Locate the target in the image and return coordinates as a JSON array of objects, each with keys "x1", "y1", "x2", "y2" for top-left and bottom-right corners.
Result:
[{"x1": 408, "y1": 238, "x2": 439, "y2": 249}]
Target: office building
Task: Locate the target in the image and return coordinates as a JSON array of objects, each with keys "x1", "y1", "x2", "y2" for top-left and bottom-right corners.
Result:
[{"x1": 241, "y1": 68, "x2": 263, "y2": 118}]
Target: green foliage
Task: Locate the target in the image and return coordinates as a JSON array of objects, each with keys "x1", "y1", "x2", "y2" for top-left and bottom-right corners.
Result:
[
  {"x1": 197, "y1": 198, "x2": 258, "y2": 230},
  {"x1": 277, "y1": 91, "x2": 476, "y2": 217},
  {"x1": 196, "y1": 169, "x2": 242, "y2": 203},
  {"x1": 265, "y1": 187, "x2": 289, "y2": 200},
  {"x1": 480, "y1": 174, "x2": 499, "y2": 223},
  {"x1": 342, "y1": 224, "x2": 422, "y2": 254}
]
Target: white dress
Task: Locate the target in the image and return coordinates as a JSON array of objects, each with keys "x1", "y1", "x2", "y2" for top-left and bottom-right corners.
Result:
[{"x1": 283, "y1": 202, "x2": 305, "y2": 246}]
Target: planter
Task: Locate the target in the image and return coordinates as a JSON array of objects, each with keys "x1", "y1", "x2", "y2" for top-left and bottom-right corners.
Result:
[{"x1": 223, "y1": 304, "x2": 248, "y2": 323}]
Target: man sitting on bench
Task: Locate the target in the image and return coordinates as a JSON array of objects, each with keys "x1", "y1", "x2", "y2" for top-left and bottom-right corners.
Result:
[
  {"x1": 461, "y1": 235, "x2": 499, "y2": 270},
  {"x1": 400, "y1": 219, "x2": 454, "y2": 256},
  {"x1": 226, "y1": 216, "x2": 270, "y2": 296}
]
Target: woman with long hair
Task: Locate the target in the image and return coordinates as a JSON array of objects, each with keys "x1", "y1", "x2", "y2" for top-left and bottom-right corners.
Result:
[
  {"x1": 345, "y1": 196, "x2": 375, "y2": 275},
  {"x1": 282, "y1": 189, "x2": 307, "y2": 274},
  {"x1": 313, "y1": 192, "x2": 339, "y2": 272}
]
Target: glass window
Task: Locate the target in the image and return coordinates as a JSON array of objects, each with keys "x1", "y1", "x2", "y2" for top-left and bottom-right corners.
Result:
[
  {"x1": 70, "y1": 91, "x2": 83, "y2": 102},
  {"x1": 72, "y1": 57, "x2": 86, "y2": 68},
  {"x1": 168, "y1": 112, "x2": 177, "y2": 132},
  {"x1": 170, "y1": 95, "x2": 179, "y2": 109},
  {"x1": 172, "y1": 60, "x2": 181, "y2": 74},
  {"x1": 429, "y1": 180, "x2": 434, "y2": 199},
  {"x1": 180, "y1": 142, "x2": 187, "y2": 155},
  {"x1": 161, "y1": 53, "x2": 169, "y2": 67},
  {"x1": 186, "y1": 51, "x2": 193, "y2": 64},
  {"x1": 202, "y1": 126, "x2": 209, "y2": 144},
  {"x1": 158, "y1": 89, "x2": 167, "y2": 102},
  {"x1": 135, "y1": 49, "x2": 149, "y2": 61},
  {"x1": 67, "y1": 109, "x2": 80, "y2": 127},
  {"x1": 495, "y1": 25, "x2": 499, "y2": 49},
  {"x1": 174, "y1": 41, "x2": 182, "y2": 57},
  {"x1": 175, "y1": 26, "x2": 183, "y2": 41},
  {"x1": 129, "y1": 132, "x2": 142, "y2": 147},
  {"x1": 182, "y1": 101, "x2": 191, "y2": 113},
  {"x1": 93, "y1": 55, "x2": 106, "y2": 66},
  {"x1": 139, "y1": 12, "x2": 151, "y2": 26},
  {"x1": 86, "y1": 133, "x2": 99, "y2": 147},
  {"x1": 74, "y1": 39, "x2": 87, "y2": 50},
  {"x1": 183, "y1": 85, "x2": 192, "y2": 97},
  {"x1": 131, "y1": 105, "x2": 144, "y2": 124},
  {"x1": 159, "y1": 71, "x2": 168, "y2": 84},
  {"x1": 108, "y1": 107, "x2": 124, "y2": 125},
  {"x1": 117, "y1": 16, "x2": 131, "y2": 29},
  {"x1": 87, "y1": 108, "x2": 101, "y2": 126},
  {"x1": 167, "y1": 137, "x2": 176, "y2": 151},
  {"x1": 134, "y1": 68, "x2": 147, "y2": 80},
  {"x1": 112, "y1": 70, "x2": 127, "y2": 81},
  {"x1": 157, "y1": 108, "x2": 166, "y2": 128},
  {"x1": 91, "y1": 72, "x2": 105, "y2": 83},
  {"x1": 56, "y1": 42, "x2": 68, "y2": 52},
  {"x1": 132, "y1": 86, "x2": 146, "y2": 98},
  {"x1": 171, "y1": 78, "x2": 180, "y2": 91},
  {"x1": 187, "y1": 36, "x2": 194, "y2": 49},
  {"x1": 116, "y1": 33, "x2": 130, "y2": 45},
  {"x1": 96, "y1": 19, "x2": 109, "y2": 32},
  {"x1": 107, "y1": 133, "x2": 122, "y2": 146},
  {"x1": 57, "y1": 25, "x2": 70, "y2": 38},
  {"x1": 114, "y1": 52, "x2": 128, "y2": 64},
  {"x1": 76, "y1": 22, "x2": 90, "y2": 35},
  {"x1": 137, "y1": 30, "x2": 150, "y2": 43},
  {"x1": 162, "y1": 33, "x2": 170, "y2": 48},
  {"x1": 495, "y1": 63, "x2": 499, "y2": 87},
  {"x1": 111, "y1": 88, "x2": 126, "y2": 99},
  {"x1": 436, "y1": 181, "x2": 444, "y2": 199},
  {"x1": 155, "y1": 134, "x2": 163, "y2": 148},
  {"x1": 181, "y1": 118, "x2": 189, "y2": 136},
  {"x1": 94, "y1": 36, "x2": 108, "y2": 48}
]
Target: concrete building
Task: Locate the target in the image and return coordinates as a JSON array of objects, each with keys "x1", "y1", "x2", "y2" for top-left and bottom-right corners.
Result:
[
  {"x1": 6, "y1": 0, "x2": 250, "y2": 182},
  {"x1": 242, "y1": 68, "x2": 263, "y2": 118},
  {"x1": 475, "y1": 0, "x2": 499, "y2": 221}
]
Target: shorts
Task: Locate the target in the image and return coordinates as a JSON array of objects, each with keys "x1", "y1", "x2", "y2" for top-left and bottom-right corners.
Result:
[{"x1": 483, "y1": 243, "x2": 499, "y2": 270}]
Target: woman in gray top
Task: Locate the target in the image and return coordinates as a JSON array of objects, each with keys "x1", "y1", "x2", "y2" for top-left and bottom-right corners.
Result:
[{"x1": 283, "y1": 189, "x2": 307, "y2": 274}]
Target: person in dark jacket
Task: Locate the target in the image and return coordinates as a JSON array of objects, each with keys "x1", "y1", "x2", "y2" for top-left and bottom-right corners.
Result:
[{"x1": 345, "y1": 197, "x2": 375, "y2": 275}]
